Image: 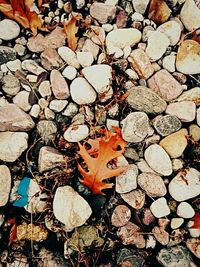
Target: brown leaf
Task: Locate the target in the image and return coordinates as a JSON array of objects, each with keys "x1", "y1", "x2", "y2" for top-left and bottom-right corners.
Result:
[
  {"x1": 192, "y1": 212, "x2": 200, "y2": 229},
  {"x1": 36, "y1": 71, "x2": 48, "y2": 87},
  {"x1": 7, "y1": 218, "x2": 17, "y2": 245}
]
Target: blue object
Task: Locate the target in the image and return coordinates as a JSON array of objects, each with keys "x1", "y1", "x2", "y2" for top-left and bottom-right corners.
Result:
[{"x1": 13, "y1": 177, "x2": 31, "y2": 207}]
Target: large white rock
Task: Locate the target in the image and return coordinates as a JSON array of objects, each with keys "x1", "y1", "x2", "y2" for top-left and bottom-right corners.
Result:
[
  {"x1": 64, "y1": 124, "x2": 89, "y2": 142},
  {"x1": 169, "y1": 168, "x2": 200, "y2": 201},
  {"x1": 53, "y1": 186, "x2": 92, "y2": 231},
  {"x1": 180, "y1": 0, "x2": 200, "y2": 31},
  {"x1": 0, "y1": 165, "x2": 11, "y2": 206},
  {"x1": 0, "y1": 19, "x2": 20, "y2": 41},
  {"x1": 150, "y1": 197, "x2": 170, "y2": 218},
  {"x1": 116, "y1": 164, "x2": 138, "y2": 193},
  {"x1": 157, "y1": 21, "x2": 182, "y2": 46},
  {"x1": 177, "y1": 202, "x2": 195, "y2": 219}
]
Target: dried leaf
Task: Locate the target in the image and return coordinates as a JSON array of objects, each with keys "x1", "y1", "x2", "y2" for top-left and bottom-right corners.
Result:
[
  {"x1": 192, "y1": 212, "x2": 200, "y2": 229},
  {"x1": 78, "y1": 128, "x2": 127, "y2": 195},
  {"x1": 7, "y1": 218, "x2": 17, "y2": 245},
  {"x1": 36, "y1": 71, "x2": 48, "y2": 87},
  {"x1": 38, "y1": 0, "x2": 42, "y2": 7}
]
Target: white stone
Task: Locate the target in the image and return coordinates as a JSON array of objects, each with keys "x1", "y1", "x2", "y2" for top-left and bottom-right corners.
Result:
[
  {"x1": 146, "y1": 235, "x2": 156, "y2": 249},
  {"x1": 6, "y1": 59, "x2": 21, "y2": 72},
  {"x1": 62, "y1": 103, "x2": 78, "y2": 117},
  {"x1": 22, "y1": 60, "x2": 45, "y2": 75},
  {"x1": 162, "y1": 54, "x2": 176, "y2": 73},
  {"x1": 62, "y1": 66, "x2": 77, "y2": 80},
  {"x1": 58, "y1": 47, "x2": 80, "y2": 69},
  {"x1": 13, "y1": 91, "x2": 31, "y2": 112},
  {"x1": 106, "y1": 119, "x2": 119, "y2": 130},
  {"x1": 70, "y1": 77, "x2": 97, "y2": 105},
  {"x1": 53, "y1": 186, "x2": 92, "y2": 231},
  {"x1": 0, "y1": 165, "x2": 11, "y2": 206},
  {"x1": 180, "y1": 0, "x2": 200, "y2": 31},
  {"x1": 29, "y1": 104, "x2": 41, "y2": 118},
  {"x1": 0, "y1": 19, "x2": 20, "y2": 40},
  {"x1": 131, "y1": 12, "x2": 144, "y2": 21},
  {"x1": 64, "y1": 124, "x2": 89, "y2": 142},
  {"x1": 125, "y1": 68, "x2": 139, "y2": 80},
  {"x1": 169, "y1": 168, "x2": 200, "y2": 201},
  {"x1": 116, "y1": 164, "x2": 138, "y2": 193},
  {"x1": 189, "y1": 228, "x2": 200, "y2": 238},
  {"x1": 157, "y1": 21, "x2": 182, "y2": 46},
  {"x1": 171, "y1": 218, "x2": 184, "y2": 229},
  {"x1": 150, "y1": 197, "x2": 170, "y2": 218},
  {"x1": 197, "y1": 107, "x2": 200, "y2": 126},
  {"x1": 77, "y1": 51, "x2": 94, "y2": 67},
  {"x1": 166, "y1": 101, "x2": 196, "y2": 122},
  {"x1": 132, "y1": 0, "x2": 150, "y2": 14},
  {"x1": 0, "y1": 132, "x2": 28, "y2": 162},
  {"x1": 137, "y1": 159, "x2": 157, "y2": 174},
  {"x1": 39, "y1": 81, "x2": 51, "y2": 97},
  {"x1": 146, "y1": 31, "x2": 170, "y2": 62},
  {"x1": 44, "y1": 107, "x2": 55, "y2": 120},
  {"x1": 177, "y1": 202, "x2": 195, "y2": 218},
  {"x1": 27, "y1": 74, "x2": 37, "y2": 83},
  {"x1": 49, "y1": 100, "x2": 68, "y2": 112}
]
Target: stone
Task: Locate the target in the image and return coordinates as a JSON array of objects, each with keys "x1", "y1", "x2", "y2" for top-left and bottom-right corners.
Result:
[
  {"x1": 62, "y1": 66, "x2": 77, "y2": 80},
  {"x1": 152, "y1": 226, "x2": 169, "y2": 245},
  {"x1": 22, "y1": 60, "x2": 45, "y2": 75},
  {"x1": 13, "y1": 91, "x2": 31, "y2": 112},
  {"x1": 121, "y1": 189, "x2": 145, "y2": 210},
  {"x1": 122, "y1": 112, "x2": 149, "y2": 143},
  {"x1": 138, "y1": 173, "x2": 167, "y2": 197},
  {"x1": 153, "y1": 115, "x2": 182, "y2": 136},
  {"x1": 157, "y1": 21, "x2": 182, "y2": 46},
  {"x1": 128, "y1": 49, "x2": 154, "y2": 79},
  {"x1": 142, "y1": 208, "x2": 155, "y2": 225},
  {"x1": 126, "y1": 86, "x2": 167, "y2": 114},
  {"x1": 0, "y1": 104, "x2": 35, "y2": 131},
  {"x1": 171, "y1": 218, "x2": 184, "y2": 229},
  {"x1": 176, "y1": 40, "x2": 200, "y2": 75},
  {"x1": 37, "y1": 120, "x2": 57, "y2": 143},
  {"x1": 137, "y1": 159, "x2": 157, "y2": 174},
  {"x1": 177, "y1": 202, "x2": 195, "y2": 218},
  {"x1": 6, "y1": 59, "x2": 22, "y2": 72},
  {"x1": 144, "y1": 144, "x2": 172, "y2": 176},
  {"x1": 148, "y1": 69, "x2": 183, "y2": 101},
  {"x1": 117, "y1": 248, "x2": 147, "y2": 267},
  {"x1": 197, "y1": 107, "x2": 200, "y2": 126},
  {"x1": 58, "y1": 46, "x2": 80, "y2": 69},
  {"x1": 116, "y1": 164, "x2": 138, "y2": 193},
  {"x1": 0, "y1": 46, "x2": 16, "y2": 65},
  {"x1": 148, "y1": 0, "x2": 172, "y2": 24},
  {"x1": 89, "y1": 26, "x2": 106, "y2": 46},
  {"x1": 0, "y1": 132, "x2": 28, "y2": 162},
  {"x1": 62, "y1": 103, "x2": 78, "y2": 117},
  {"x1": 180, "y1": 0, "x2": 200, "y2": 31},
  {"x1": 166, "y1": 101, "x2": 196, "y2": 122},
  {"x1": 53, "y1": 186, "x2": 92, "y2": 231},
  {"x1": 70, "y1": 77, "x2": 97, "y2": 105},
  {"x1": 124, "y1": 147, "x2": 139, "y2": 161},
  {"x1": 44, "y1": 108, "x2": 55, "y2": 120},
  {"x1": 1, "y1": 74, "x2": 20, "y2": 96},
  {"x1": 38, "y1": 98, "x2": 49, "y2": 110},
  {"x1": 111, "y1": 205, "x2": 131, "y2": 227},
  {"x1": 89, "y1": 3, "x2": 116, "y2": 24},
  {"x1": 64, "y1": 124, "x2": 89, "y2": 142},
  {"x1": 50, "y1": 70, "x2": 70, "y2": 99},
  {"x1": 49, "y1": 100, "x2": 68, "y2": 113},
  {"x1": 38, "y1": 146, "x2": 66, "y2": 173},
  {"x1": 77, "y1": 51, "x2": 94, "y2": 67},
  {"x1": 176, "y1": 87, "x2": 200, "y2": 104},
  {"x1": 29, "y1": 104, "x2": 41, "y2": 118},
  {"x1": 186, "y1": 238, "x2": 200, "y2": 259},
  {"x1": 189, "y1": 124, "x2": 200, "y2": 141},
  {"x1": 132, "y1": 0, "x2": 150, "y2": 14},
  {"x1": 0, "y1": 165, "x2": 11, "y2": 206},
  {"x1": 169, "y1": 168, "x2": 200, "y2": 201},
  {"x1": 82, "y1": 39, "x2": 100, "y2": 60},
  {"x1": 146, "y1": 31, "x2": 170, "y2": 62},
  {"x1": 162, "y1": 54, "x2": 176, "y2": 73},
  {"x1": 38, "y1": 81, "x2": 52, "y2": 97},
  {"x1": 14, "y1": 44, "x2": 26, "y2": 56},
  {"x1": 172, "y1": 158, "x2": 184, "y2": 171},
  {"x1": 41, "y1": 48, "x2": 63, "y2": 70},
  {"x1": 0, "y1": 19, "x2": 20, "y2": 40},
  {"x1": 150, "y1": 197, "x2": 170, "y2": 218}
]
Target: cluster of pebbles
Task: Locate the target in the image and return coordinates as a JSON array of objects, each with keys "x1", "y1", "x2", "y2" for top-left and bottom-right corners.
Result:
[{"x1": 0, "y1": 0, "x2": 200, "y2": 266}]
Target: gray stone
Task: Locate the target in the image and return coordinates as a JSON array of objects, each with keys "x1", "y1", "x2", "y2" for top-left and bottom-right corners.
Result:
[
  {"x1": 0, "y1": 165, "x2": 11, "y2": 206},
  {"x1": 116, "y1": 164, "x2": 138, "y2": 193},
  {"x1": 0, "y1": 46, "x2": 16, "y2": 65},
  {"x1": 0, "y1": 19, "x2": 20, "y2": 41},
  {"x1": 1, "y1": 74, "x2": 20, "y2": 96},
  {"x1": 153, "y1": 115, "x2": 182, "y2": 136},
  {"x1": 121, "y1": 189, "x2": 146, "y2": 210},
  {"x1": 37, "y1": 120, "x2": 57, "y2": 143},
  {"x1": 22, "y1": 59, "x2": 45, "y2": 75},
  {"x1": 124, "y1": 147, "x2": 139, "y2": 161}
]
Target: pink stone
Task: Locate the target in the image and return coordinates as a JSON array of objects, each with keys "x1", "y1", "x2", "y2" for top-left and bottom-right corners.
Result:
[
  {"x1": 111, "y1": 205, "x2": 131, "y2": 227},
  {"x1": 147, "y1": 69, "x2": 183, "y2": 101},
  {"x1": 166, "y1": 101, "x2": 196, "y2": 122},
  {"x1": 50, "y1": 70, "x2": 70, "y2": 100},
  {"x1": 41, "y1": 48, "x2": 63, "y2": 70}
]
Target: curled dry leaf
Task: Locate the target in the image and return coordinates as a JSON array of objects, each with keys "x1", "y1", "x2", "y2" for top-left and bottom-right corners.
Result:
[{"x1": 192, "y1": 212, "x2": 200, "y2": 229}]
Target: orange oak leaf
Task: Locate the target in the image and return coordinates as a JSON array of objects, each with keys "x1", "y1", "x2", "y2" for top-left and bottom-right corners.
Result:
[
  {"x1": 192, "y1": 212, "x2": 200, "y2": 229},
  {"x1": 78, "y1": 128, "x2": 127, "y2": 195}
]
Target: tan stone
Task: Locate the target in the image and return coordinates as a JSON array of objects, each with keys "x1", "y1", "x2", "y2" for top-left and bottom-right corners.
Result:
[{"x1": 148, "y1": 0, "x2": 171, "y2": 24}]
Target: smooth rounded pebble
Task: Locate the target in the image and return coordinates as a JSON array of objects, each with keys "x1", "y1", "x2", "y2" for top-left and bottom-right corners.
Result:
[
  {"x1": 0, "y1": 165, "x2": 11, "y2": 206},
  {"x1": 170, "y1": 218, "x2": 184, "y2": 230},
  {"x1": 64, "y1": 124, "x2": 89, "y2": 142},
  {"x1": 0, "y1": 19, "x2": 20, "y2": 40},
  {"x1": 111, "y1": 205, "x2": 131, "y2": 227},
  {"x1": 62, "y1": 66, "x2": 77, "y2": 80},
  {"x1": 166, "y1": 101, "x2": 196, "y2": 122},
  {"x1": 177, "y1": 202, "x2": 195, "y2": 219},
  {"x1": 150, "y1": 197, "x2": 170, "y2": 218},
  {"x1": 153, "y1": 115, "x2": 182, "y2": 137}
]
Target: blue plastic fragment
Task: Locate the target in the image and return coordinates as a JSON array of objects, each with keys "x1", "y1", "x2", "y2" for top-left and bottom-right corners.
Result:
[{"x1": 13, "y1": 177, "x2": 31, "y2": 207}]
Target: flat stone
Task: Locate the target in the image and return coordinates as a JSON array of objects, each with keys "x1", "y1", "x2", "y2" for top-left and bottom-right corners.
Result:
[
  {"x1": 64, "y1": 124, "x2": 89, "y2": 142},
  {"x1": 186, "y1": 238, "x2": 200, "y2": 259},
  {"x1": 121, "y1": 189, "x2": 145, "y2": 210},
  {"x1": 144, "y1": 144, "x2": 172, "y2": 176},
  {"x1": 1, "y1": 74, "x2": 20, "y2": 96},
  {"x1": 128, "y1": 49, "x2": 154, "y2": 79},
  {"x1": 153, "y1": 115, "x2": 182, "y2": 136},
  {"x1": 50, "y1": 70, "x2": 70, "y2": 99},
  {"x1": 180, "y1": 0, "x2": 200, "y2": 31},
  {"x1": 116, "y1": 164, "x2": 138, "y2": 193},
  {"x1": 22, "y1": 60, "x2": 45, "y2": 75},
  {"x1": 53, "y1": 186, "x2": 92, "y2": 231},
  {"x1": 49, "y1": 100, "x2": 68, "y2": 112},
  {"x1": 38, "y1": 146, "x2": 66, "y2": 173},
  {"x1": 58, "y1": 46, "x2": 80, "y2": 69},
  {"x1": 29, "y1": 104, "x2": 40, "y2": 118},
  {"x1": 70, "y1": 77, "x2": 97, "y2": 105},
  {"x1": 166, "y1": 101, "x2": 196, "y2": 122},
  {"x1": 148, "y1": 69, "x2": 183, "y2": 101},
  {"x1": 159, "y1": 129, "x2": 188, "y2": 158},
  {"x1": 176, "y1": 40, "x2": 200, "y2": 75},
  {"x1": 38, "y1": 81, "x2": 52, "y2": 98},
  {"x1": 169, "y1": 168, "x2": 200, "y2": 201},
  {"x1": 6, "y1": 59, "x2": 22, "y2": 72},
  {"x1": 126, "y1": 86, "x2": 167, "y2": 114},
  {"x1": 162, "y1": 54, "x2": 176, "y2": 73},
  {"x1": 138, "y1": 173, "x2": 167, "y2": 197},
  {"x1": 177, "y1": 202, "x2": 195, "y2": 219},
  {"x1": 132, "y1": 0, "x2": 150, "y2": 14},
  {"x1": 0, "y1": 104, "x2": 35, "y2": 131},
  {"x1": 157, "y1": 21, "x2": 182, "y2": 46},
  {"x1": 137, "y1": 159, "x2": 157, "y2": 174},
  {"x1": 170, "y1": 218, "x2": 184, "y2": 229},
  {"x1": 0, "y1": 19, "x2": 20, "y2": 40},
  {"x1": 0, "y1": 165, "x2": 11, "y2": 206},
  {"x1": 150, "y1": 197, "x2": 170, "y2": 218},
  {"x1": 148, "y1": 0, "x2": 171, "y2": 24},
  {"x1": 41, "y1": 48, "x2": 63, "y2": 70},
  {"x1": 0, "y1": 132, "x2": 28, "y2": 162},
  {"x1": 13, "y1": 91, "x2": 31, "y2": 112},
  {"x1": 37, "y1": 120, "x2": 57, "y2": 143},
  {"x1": 62, "y1": 66, "x2": 77, "y2": 80},
  {"x1": 0, "y1": 46, "x2": 16, "y2": 65},
  {"x1": 77, "y1": 51, "x2": 94, "y2": 67},
  {"x1": 176, "y1": 87, "x2": 200, "y2": 105},
  {"x1": 146, "y1": 31, "x2": 170, "y2": 62},
  {"x1": 111, "y1": 205, "x2": 131, "y2": 227},
  {"x1": 122, "y1": 112, "x2": 149, "y2": 143},
  {"x1": 90, "y1": 3, "x2": 116, "y2": 24}
]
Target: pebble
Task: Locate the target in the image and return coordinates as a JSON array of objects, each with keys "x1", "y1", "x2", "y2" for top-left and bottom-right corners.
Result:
[
  {"x1": 176, "y1": 87, "x2": 200, "y2": 103},
  {"x1": 166, "y1": 101, "x2": 196, "y2": 122},
  {"x1": 50, "y1": 69, "x2": 70, "y2": 99},
  {"x1": 131, "y1": 12, "x2": 144, "y2": 21},
  {"x1": 38, "y1": 81, "x2": 52, "y2": 98},
  {"x1": 157, "y1": 21, "x2": 182, "y2": 46},
  {"x1": 0, "y1": 19, "x2": 20, "y2": 40},
  {"x1": 138, "y1": 173, "x2": 167, "y2": 197},
  {"x1": 148, "y1": 0, "x2": 171, "y2": 24},
  {"x1": 144, "y1": 144, "x2": 172, "y2": 176},
  {"x1": 132, "y1": 0, "x2": 150, "y2": 14},
  {"x1": 0, "y1": 132, "x2": 28, "y2": 162},
  {"x1": 111, "y1": 205, "x2": 131, "y2": 227},
  {"x1": 22, "y1": 60, "x2": 45, "y2": 75},
  {"x1": 142, "y1": 208, "x2": 155, "y2": 225},
  {"x1": 0, "y1": 165, "x2": 11, "y2": 206},
  {"x1": 172, "y1": 158, "x2": 184, "y2": 171},
  {"x1": 41, "y1": 48, "x2": 63, "y2": 70},
  {"x1": 148, "y1": 69, "x2": 183, "y2": 101},
  {"x1": 146, "y1": 235, "x2": 156, "y2": 249},
  {"x1": 77, "y1": 51, "x2": 94, "y2": 67},
  {"x1": 13, "y1": 91, "x2": 32, "y2": 112},
  {"x1": 6, "y1": 59, "x2": 22, "y2": 72},
  {"x1": 89, "y1": 3, "x2": 116, "y2": 24},
  {"x1": 152, "y1": 226, "x2": 169, "y2": 245},
  {"x1": 82, "y1": 39, "x2": 100, "y2": 60},
  {"x1": 0, "y1": 104, "x2": 35, "y2": 131},
  {"x1": 14, "y1": 44, "x2": 26, "y2": 56},
  {"x1": 122, "y1": 112, "x2": 149, "y2": 143},
  {"x1": 38, "y1": 98, "x2": 49, "y2": 110},
  {"x1": 180, "y1": 0, "x2": 200, "y2": 31},
  {"x1": 29, "y1": 104, "x2": 41, "y2": 118},
  {"x1": 126, "y1": 86, "x2": 167, "y2": 114},
  {"x1": 0, "y1": 46, "x2": 16, "y2": 65},
  {"x1": 49, "y1": 100, "x2": 68, "y2": 112},
  {"x1": 44, "y1": 107, "x2": 55, "y2": 120},
  {"x1": 62, "y1": 103, "x2": 78, "y2": 117},
  {"x1": 176, "y1": 40, "x2": 200, "y2": 75},
  {"x1": 1, "y1": 74, "x2": 20, "y2": 96},
  {"x1": 137, "y1": 159, "x2": 157, "y2": 174},
  {"x1": 38, "y1": 146, "x2": 66, "y2": 173},
  {"x1": 70, "y1": 77, "x2": 97, "y2": 105},
  {"x1": 197, "y1": 107, "x2": 200, "y2": 126},
  {"x1": 121, "y1": 189, "x2": 145, "y2": 210},
  {"x1": 186, "y1": 238, "x2": 200, "y2": 259},
  {"x1": 58, "y1": 46, "x2": 80, "y2": 69},
  {"x1": 177, "y1": 202, "x2": 195, "y2": 219},
  {"x1": 37, "y1": 120, "x2": 57, "y2": 143},
  {"x1": 62, "y1": 66, "x2": 77, "y2": 80},
  {"x1": 162, "y1": 54, "x2": 176, "y2": 73},
  {"x1": 153, "y1": 115, "x2": 182, "y2": 136},
  {"x1": 106, "y1": 28, "x2": 141, "y2": 54},
  {"x1": 115, "y1": 164, "x2": 138, "y2": 193},
  {"x1": 189, "y1": 124, "x2": 200, "y2": 141},
  {"x1": 63, "y1": 124, "x2": 89, "y2": 142},
  {"x1": 171, "y1": 218, "x2": 184, "y2": 229},
  {"x1": 150, "y1": 197, "x2": 170, "y2": 218},
  {"x1": 146, "y1": 31, "x2": 170, "y2": 61},
  {"x1": 53, "y1": 186, "x2": 92, "y2": 231}
]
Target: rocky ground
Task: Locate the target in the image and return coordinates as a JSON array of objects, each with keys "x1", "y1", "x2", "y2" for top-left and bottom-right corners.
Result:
[{"x1": 0, "y1": 0, "x2": 200, "y2": 266}]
